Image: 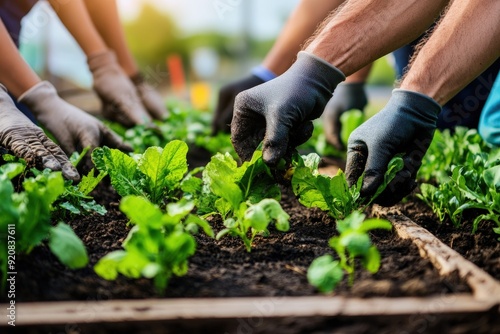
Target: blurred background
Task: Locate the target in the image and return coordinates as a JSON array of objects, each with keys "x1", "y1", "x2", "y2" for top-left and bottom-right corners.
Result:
[{"x1": 19, "y1": 0, "x2": 395, "y2": 112}]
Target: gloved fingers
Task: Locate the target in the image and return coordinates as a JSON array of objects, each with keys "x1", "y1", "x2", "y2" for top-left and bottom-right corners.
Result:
[
  {"x1": 36, "y1": 131, "x2": 80, "y2": 181},
  {"x1": 289, "y1": 121, "x2": 315, "y2": 148},
  {"x1": 56, "y1": 135, "x2": 77, "y2": 157},
  {"x1": 345, "y1": 140, "x2": 368, "y2": 187},
  {"x1": 100, "y1": 125, "x2": 133, "y2": 152},
  {"x1": 231, "y1": 108, "x2": 266, "y2": 162},
  {"x1": 262, "y1": 114, "x2": 292, "y2": 167},
  {"x1": 137, "y1": 83, "x2": 169, "y2": 121},
  {"x1": 373, "y1": 168, "x2": 415, "y2": 207},
  {"x1": 7, "y1": 129, "x2": 60, "y2": 171},
  {"x1": 100, "y1": 96, "x2": 151, "y2": 128}
]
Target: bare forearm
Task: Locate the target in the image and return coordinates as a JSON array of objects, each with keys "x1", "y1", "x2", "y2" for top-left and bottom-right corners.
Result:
[
  {"x1": 400, "y1": 0, "x2": 500, "y2": 105},
  {"x1": 345, "y1": 63, "x2": 373, "y2": 83},
  {"x1": 83, "y1": 0, "x2": 138, "y2": 77},
  {"x1": 0, "y1": 20, "x2": 40, "y2": 97},
  {"x1": 262, "y1": 0, "x2": 345, "y2": 75},
  {"x1": 306, "y1": 0, "x2": 449, "y2": 76},
  {"x1": 47, "y1": 0, "x2": 107, "y2": 56}
]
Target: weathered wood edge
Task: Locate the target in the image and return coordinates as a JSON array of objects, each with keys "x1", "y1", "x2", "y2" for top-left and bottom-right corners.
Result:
[
  {"x1": 371, "y1": 205, "x2": 500, "y2": 302},
  {"x1": 1, "y1": 294, "x2": 496, "y2": 327}
]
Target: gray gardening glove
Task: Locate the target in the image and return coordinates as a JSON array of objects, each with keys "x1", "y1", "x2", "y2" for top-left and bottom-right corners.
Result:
[
  {"x1": 213, "y1": 74, "x2": 266, "y2": 134},
  {"x1": 231, "y1": 51, "x2": 345, "y2": 165},
  {"x1": 323, "y1": 82, "x2": 368, "y2": 150},
  {"x1": 88, "y1": 50, "x2": 151, "y2": 127},
  {"x1": 345, "y1": 89, "x2": 441, "y2": 206},
  {"x1": 0, "y1": 84, "x2": 79, "y2": 181},
  {"x1": 18, "y1": 81, "x2": 132, "y2": 155},
  {"x1": 131, "y1": 73, "x2": 169, "y2": 121}
]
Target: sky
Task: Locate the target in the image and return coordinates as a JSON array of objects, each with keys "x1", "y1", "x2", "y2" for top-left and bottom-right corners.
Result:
[{"x1": 117, "y1": 0, "x2": 299, "y2": 39}]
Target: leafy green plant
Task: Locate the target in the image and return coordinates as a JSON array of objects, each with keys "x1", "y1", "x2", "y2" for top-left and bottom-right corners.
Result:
[
  {"x1": 202, "y1": 150, "x2": 289, "y2": 251},
  {"x1": 94, "y1": 195, "x2": 213, "y2": 291},
  {"x1": 307, "y1": 211, "x2": 392, "y2": 293},
  {"x1": 339, "y1": 109, "x2": 365, "y2": 148},
  {"x1": 418, "y1": 127, "x2": 492, "y2": 183},
  {"x1": 292, "y1": 153, "x2": 403, "y2": 220},
  {"x1": 418, "y1": 151, "x2": 500, "y2": 236},
  {"x1": 113, "y1": 102, "x2": 236, "y2": 157},
  {"x1": 92, "y1": 140, "x2": 189, "y2": 206},
  {"x1": 0, "y1": 163, "x2": 88, "y2": 288}
]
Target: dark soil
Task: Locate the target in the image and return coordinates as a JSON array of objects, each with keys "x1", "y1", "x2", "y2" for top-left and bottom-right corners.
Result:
[
  {"x1": 396, "y1": 195, "x2": 500, "y2": 279},
  {"x1": 8, "y1": 183, "x2": 470, "y2": 303},
  {"x1": 5, "y1": 154, "x2": 500, "y2": 334}
]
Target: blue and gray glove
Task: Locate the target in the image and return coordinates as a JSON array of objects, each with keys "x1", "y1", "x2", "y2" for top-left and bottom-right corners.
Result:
[
  {"x1": 346, "y1": 89, "x2": 441, "y2": 206},
  {"x1": 231, "y1": 51, "x2": 345, "y2": 165}
]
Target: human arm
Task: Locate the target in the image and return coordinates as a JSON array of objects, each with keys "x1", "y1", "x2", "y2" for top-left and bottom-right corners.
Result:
[
  {"x1": 345, "y1": 0, "x2": 500, "y2": 205},
  {"x1": 212, "y1": 0, "x2": 345, "y2": 133},
  {"x1": 46, "y1": 0, "x2": 152, "y2": 126}
]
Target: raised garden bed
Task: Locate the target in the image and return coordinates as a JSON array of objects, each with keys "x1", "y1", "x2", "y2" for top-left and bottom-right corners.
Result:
[{"x1": 2, "y1": 160, "x2": 499, "y2": 333}]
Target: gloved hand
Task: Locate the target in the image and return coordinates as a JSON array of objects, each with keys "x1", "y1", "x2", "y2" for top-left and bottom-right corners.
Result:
[
  {"x1": 231, "y1": 51, "x2": 345, "y2": 165},
  {"x1": 0, "y1": 84, "x2": 79, "y2": 181},
  {"x1": 88, "y1": 50, "x2": 151, "y2": 127},
  {"x1": 323, "y1": 82, "x2": 367, "y2": 150},
  {"x1": 212, "y1": 74, "x2": 266, "y2": 134},
  {"x1": 345, "y1": 89, "x2": 441, "y2": 206},
  {"x1": 18, "y1": 81, "x2": 132, "y2": 155},
  {"x1": 131, "y1": 73, "x2": 169, "y2": 121}
]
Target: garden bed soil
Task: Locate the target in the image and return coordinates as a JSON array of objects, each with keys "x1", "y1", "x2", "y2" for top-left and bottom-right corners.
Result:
[
  {"x1": 395, "y1": 196, "x2": 500, "y2": 279},
  {"x1": 4, "y1": 155, "x2": 500, "y2": 334},
  {"x1": 7, "y1": 183, "x2": 470, "y2": 303}
]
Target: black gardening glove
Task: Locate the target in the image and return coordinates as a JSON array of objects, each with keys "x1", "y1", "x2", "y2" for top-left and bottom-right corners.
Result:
[
  {"x1": 212, "y1": 75, "x2": 265, "y2": 134},
  {"x1": 231, "y1": 51, "x2": 345, "y2": 165},
  {"x1": 345, "y1": 89, "x2": 441, "y2": 206},
  {"x1": 323, "y1": 82, "x2": 368, "y2": 150},
  {"x1": 0, "y1": 84, "x2": 80, "y2": 181}
]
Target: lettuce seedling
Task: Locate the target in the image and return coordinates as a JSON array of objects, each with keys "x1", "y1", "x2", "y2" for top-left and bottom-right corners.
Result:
[
  {"x1": 92, "y1": 140, "x2": 189, "y2": 206},
  {"x1": 308, "y1": 211, "x2": 392, "y2": 293},
  {"x1": 203, "y1": 150, "x2": 289, "y2": 251},
  {"x1": 94, "y1": 195, "x2": 213, "y2": 291},
  {"x1": 0, "y1": 163, "x2": 88, "y2": 289},
  {"x1": 418, "y1": 151, "x2": 500, "y2": 237},
  {"x1": 292, "y1": 153, "x2": 403, "y2": 219}
]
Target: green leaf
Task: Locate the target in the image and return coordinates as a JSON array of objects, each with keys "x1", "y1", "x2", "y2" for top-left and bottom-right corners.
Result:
[
  {"x1": 94, "y1": 250, "x2": 127, "y2": 280},
  {"x1": 362, "y1": 245, "x2": 381, "y2": 273},
  {"x1": 48, "y1": 222, "x2": 88, "y2": 269},
  {"x1": 184, "y1": 214, "x2": 214, "y2": 237},
  {"x1": 307, "y1": 255, "x2": 344, "y2": 293},
  {"x1": 359, "y1": 219, "x2": 392, "y2": 233},
  {"x1": 139, "y1": 140, "x2": 188, "y2": 203},
  {"x1": 92, "y1": 147, "x2": 143, "y2": 198},
  {"x1": 204, "y1": 153, "x2": 243, "y2": 209},
  {"x1": 0, "y1": 162, "x2": 25, "y2": 179},
  {"x1": 78, "y1": 168, "x2": 106, "y2": 195},
  {"x1": 340, "y1": 109, "x2": 364, "y2": 147},
  {"x1": 120, "y1": 196, "x2": 163, "y2": 229},
  {"x1": 484, "y1": 165, "x2": 500, "y2": 191},
  {"x1": 340, "y1": 232, "x2": 372, "y2": 257},
  {"x1": 292, "y1": 167, "x2": 329, "y2": 211}
]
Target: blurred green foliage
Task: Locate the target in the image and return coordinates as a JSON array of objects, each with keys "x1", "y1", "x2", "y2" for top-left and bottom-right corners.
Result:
[{"x1": 367, "y1": 56, "x2": 396, "y2": 86}]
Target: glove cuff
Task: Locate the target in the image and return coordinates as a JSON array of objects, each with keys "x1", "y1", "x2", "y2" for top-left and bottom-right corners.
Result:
[
  {"x1": 392, "y1": 89, "x2": 441, "y2": 118},
  {"x1": 18, "y1": 81, "x2": 57, "y2": 106},
  {"x1": 0, "y1": 83, "x2": 7, "y2": 93},
  {"x1": 87, "y1": 50, "x2": 118, "y2": 74},
  {"x1": 296, "y1": 51, "x2": 346, "y2": 92},
  {"x1": 251, "y1": 65, "x2": 277, "y2": 82}
]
